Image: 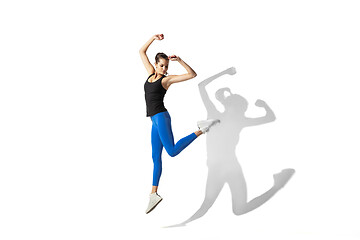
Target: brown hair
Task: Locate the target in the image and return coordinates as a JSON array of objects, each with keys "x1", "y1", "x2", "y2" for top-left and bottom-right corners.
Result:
[{"x1": 155, "y1": 52, "x2": 168, "y2": 63}]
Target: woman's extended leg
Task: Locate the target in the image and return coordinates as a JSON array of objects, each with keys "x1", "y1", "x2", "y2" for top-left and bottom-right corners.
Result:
[
  {"x1": 154, "y1": 111, "x2": 197, "y2": 157},
  {"x1": 151, "y1": 121, "x2": 163, "y2": 191}
]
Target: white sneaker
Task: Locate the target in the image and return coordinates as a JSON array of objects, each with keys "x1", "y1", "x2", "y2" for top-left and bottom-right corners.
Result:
[
  {"x1": 145, "y1": 192, "x2": 163, "y2": 214},
  {"x1": 197, "y1": 119, "x2": 220, "y2": 134}
]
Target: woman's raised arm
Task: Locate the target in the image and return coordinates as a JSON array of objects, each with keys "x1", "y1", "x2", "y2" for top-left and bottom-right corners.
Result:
[
  {"x1": 139, "y1": 34, "x2": 164, "y2": 75},
  {"x1": 163, "y1": 56, "x2": 197, "y2": 88}
]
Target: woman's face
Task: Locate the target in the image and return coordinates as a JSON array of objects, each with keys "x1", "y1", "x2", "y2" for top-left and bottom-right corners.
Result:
[{"x1": 155, "y1": 58, "x2": 169, "y2": 75}]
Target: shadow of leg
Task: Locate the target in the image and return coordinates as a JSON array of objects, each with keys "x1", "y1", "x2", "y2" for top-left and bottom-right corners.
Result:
[
  {"x1": 164, "y1": 171, "x2": 225, "y2": 227},
  {"x1": 231, "y1": 168, "x2": 295, "y2": 215}
]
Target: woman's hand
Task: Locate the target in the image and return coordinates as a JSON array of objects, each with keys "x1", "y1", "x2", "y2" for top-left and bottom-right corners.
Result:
[
  {"x1": 153, "y1": 34, "x2": 164, "y2": 40},
  {"x1": 168, "y1": 55, "x2": 181, "y2": 61}
]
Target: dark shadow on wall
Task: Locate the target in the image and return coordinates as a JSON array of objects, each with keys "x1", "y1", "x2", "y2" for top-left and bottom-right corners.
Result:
[{"x1": 166, "y1": 67, "x2": 295, "y2": 227}]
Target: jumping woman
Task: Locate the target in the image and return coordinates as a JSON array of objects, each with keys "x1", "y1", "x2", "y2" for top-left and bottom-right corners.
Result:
[{"x1": 140, "y1": 34, "x2": 219, "y2": 214}]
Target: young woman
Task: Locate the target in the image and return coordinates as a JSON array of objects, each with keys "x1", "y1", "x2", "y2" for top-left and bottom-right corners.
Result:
[{"x1": 139, "y1": 34, "x2": 219, "y2": 214}]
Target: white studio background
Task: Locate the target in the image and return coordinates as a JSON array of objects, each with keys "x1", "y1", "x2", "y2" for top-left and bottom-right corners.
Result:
[{"x1": 1, "y1": 0, "x2": 359, "y2": 240}]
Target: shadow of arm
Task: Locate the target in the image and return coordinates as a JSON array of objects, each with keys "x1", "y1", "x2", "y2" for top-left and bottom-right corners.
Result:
[
  {"x1": 198, "y1": 81, "x2": 219, "y2": 116},
  {"x1": 244, "y1": 100, "x2": 276, "y2": 127},
  {"x1": 198, "y1": 67, "x2": 236, "y2": 116}
]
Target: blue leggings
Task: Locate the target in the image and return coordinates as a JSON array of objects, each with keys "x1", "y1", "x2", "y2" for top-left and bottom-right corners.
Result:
[{"x1": 151, "y1": 111, "x2": 197, "y2": 186}]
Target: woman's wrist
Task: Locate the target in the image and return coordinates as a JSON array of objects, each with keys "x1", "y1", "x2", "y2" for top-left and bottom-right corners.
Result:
[{"x1": 153, "y1": 34, "x2": 164, "y2": 41}]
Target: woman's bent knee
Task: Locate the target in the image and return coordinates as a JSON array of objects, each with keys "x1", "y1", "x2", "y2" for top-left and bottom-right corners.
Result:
[{"x1": 165, "y1": 148, "x2": 177, "y2": 157}]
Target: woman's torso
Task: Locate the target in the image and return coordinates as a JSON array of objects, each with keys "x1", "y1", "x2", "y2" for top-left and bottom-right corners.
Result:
[{"x1": 144, "y1": 73, "x2": 168, "y2": 117}]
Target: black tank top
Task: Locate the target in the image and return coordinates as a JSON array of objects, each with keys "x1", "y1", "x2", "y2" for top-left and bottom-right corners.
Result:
[{"x1": 144, "y1": 73, "x2": 167, "y2": 117}]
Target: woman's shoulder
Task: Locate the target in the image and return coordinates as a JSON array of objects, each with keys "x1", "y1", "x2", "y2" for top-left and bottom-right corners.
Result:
[
  {"x1": 162, "y1": 74, "x2": 175, "y2": 80},
  {"x1": 147, "y1": 73, "x2": 155, "y2": 80}
]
